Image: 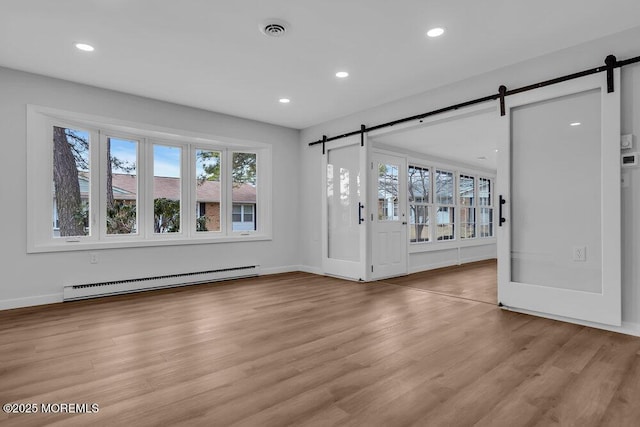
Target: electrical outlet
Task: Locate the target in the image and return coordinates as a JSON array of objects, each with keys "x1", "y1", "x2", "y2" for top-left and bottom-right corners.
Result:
[
  {"x1": 572, "y1": 246, "x2": 586, "y2": 262},
  {"x1": 89, "y1": 252, "x2": 98, "y2": 264}
]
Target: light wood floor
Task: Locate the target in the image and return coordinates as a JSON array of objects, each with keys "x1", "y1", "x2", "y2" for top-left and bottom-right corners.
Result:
[
  {"x1": 1, "y1": 267, "x2": 639, "y2": 426},
  {"x1": 384, "y1": 259, "x2": 498, "y2": 304}
]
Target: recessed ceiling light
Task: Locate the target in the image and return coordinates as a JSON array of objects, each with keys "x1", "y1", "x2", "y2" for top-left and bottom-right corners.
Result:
[
  {"x1": 570, "y1": 122, "x2": 581, "y2": 126},
  {"x1": 279, "y1": 98, "x2": 291, "y2": 104},
  {"x1": 494, "y1": 149, "x2": 499, "y2": 153},
  {"x1": 335, "y1": 71, "x2": 349, "y2": 78},
  {"x1": 75, "y1": 43, "x2": 95, "y2": 52},
  {"x1": 426, "y1": 27, "x2": 445, "y2": 38}
]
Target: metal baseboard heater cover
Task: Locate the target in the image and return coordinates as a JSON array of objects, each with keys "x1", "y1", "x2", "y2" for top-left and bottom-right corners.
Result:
[{"x1": 63, "y1": 265, "x2": 260, "y2": 301}]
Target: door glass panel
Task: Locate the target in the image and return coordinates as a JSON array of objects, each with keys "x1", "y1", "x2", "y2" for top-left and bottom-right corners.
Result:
[
  {"x1": 377, "y1": 163, "x2": 399, "y2": 221},
  {"x1": 327, "y1": 145, "x2": 360, "y2": 262},
  {"x1": 511, "y1": 89, "x2": 602, "y2": 292}
]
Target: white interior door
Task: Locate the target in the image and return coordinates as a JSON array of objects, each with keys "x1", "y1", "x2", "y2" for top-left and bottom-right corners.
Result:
[
  {"x1": 371, "y1": 152, "x2": 408, "y2": 279},
  {"x1": 497, "y1": 70, "x2": 621, "y2": 326},
  {"x1": 322, "y1": 135, "x2": 368, "y2": 281}
]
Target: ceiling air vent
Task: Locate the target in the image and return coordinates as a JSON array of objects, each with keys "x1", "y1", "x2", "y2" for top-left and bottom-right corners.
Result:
[{"x1": 260, "y1": 19, "x2": 290, "y2": 37}]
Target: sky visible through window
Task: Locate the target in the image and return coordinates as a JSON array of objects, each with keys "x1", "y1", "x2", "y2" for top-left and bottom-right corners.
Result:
[
  {"x1": 110, "y1": 141, "x2": 226, "y2": 179},
  {"x1": 195, "y1": 150, "x2": 220, "y2": 180},
  {"x1": 109, "y1": 141, "x2": 182, "y2": 178},
  {"x1": 110, "y1": 138, "x2": 136, "y2": 173},
  {"x1": 153, "y1": 145, "x2": 180, "y2": 177},
  {"x1": 71, "y1": 129, "x2": 90, "y2": 172}
]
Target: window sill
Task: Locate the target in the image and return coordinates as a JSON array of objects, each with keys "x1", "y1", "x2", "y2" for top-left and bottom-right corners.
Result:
[
  {"x1": 27, "y1": 233, "x2": 272, "y2": 253},
  {"x1": 409, "y1": 237, "x2": 496, "y2": 254}
]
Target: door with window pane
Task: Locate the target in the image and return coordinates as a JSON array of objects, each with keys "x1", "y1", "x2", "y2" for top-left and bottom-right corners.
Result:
[
  {"x1": 497, "y1": 71, "x2": 621, "y2": 326},
  {"x1": 371, "y1": 153, "x2": 407, "y2": 279},
  {"x1": 322, "y1": 135, "x2": 367, "y2": 281}
]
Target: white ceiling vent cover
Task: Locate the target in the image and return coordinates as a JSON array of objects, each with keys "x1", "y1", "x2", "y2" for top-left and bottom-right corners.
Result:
[{"x1": 260, "y1": 19, "x2": 290, "y2": 37}]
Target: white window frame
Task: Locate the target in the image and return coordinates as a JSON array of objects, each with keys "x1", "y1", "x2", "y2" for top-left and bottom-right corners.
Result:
[
  {"x1": 408, "y1": 165, "x2": 431, "y2": 243},
  {"x1": 434, "y1": 168, "x2": 456, "y2": 242},
  {"x1": 477, "y1": 176, "x2": 494, "y2": 238},
  {"x1": 148, "y1": 139, "x2": 188, "y2": 239},
  {"x1": 407, "y1": 161, "x2": 496, "y2": 252},
  {"x1": 27, "y1": 105, "x2": 272, "y2": 253},
  {"x1": 228, "y1": 151, "x2": 259, "y2": 236},
  {"x1": 192, "y1": 146, "x2": 225, "y2": 235},
  {"x1": 101, "y1": 131, "x2": 143, "y2": 240},
  {"x1": 458, "y1": 173, "x2": 476, "y2": 240}
]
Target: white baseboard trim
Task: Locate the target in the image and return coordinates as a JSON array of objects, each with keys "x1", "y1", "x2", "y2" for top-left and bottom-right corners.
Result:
[
  {"x1": 501, "y1": 306, "x2": 640, "y2": 337},
  {"x1": 460, "y1": 255, "x2": 496, "y2": 264},
  {"x1": 621, "y1": 321, "x2": 640, "y2": 337},
  {"x1": 297, "y1": 265, "x2": 324, "y2": 276},
  {"x1": 409, "y1": 260, "x2": 458, "y2": 274},
  {"x1": 0, "y1": 293, "x2": 63, "y2": 311},
  {"x1": 1, "y1": 265, "x2": 313, "y2": 311},
  {"x1": 409, "y1": 255, "x2": 495, "y2": 275},
  {"x1": 259, "y1": 265, "x2": 304, "y2": 275}
]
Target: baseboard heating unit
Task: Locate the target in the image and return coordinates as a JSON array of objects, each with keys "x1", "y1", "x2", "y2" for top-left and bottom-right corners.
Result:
[{"x1": 63, "y1": 265, "x2": 260, "y2": 301}]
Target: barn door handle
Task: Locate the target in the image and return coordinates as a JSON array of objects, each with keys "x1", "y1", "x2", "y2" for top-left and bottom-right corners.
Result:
[
  {"x1": 499, "y1": 195, "x2": 506, "y2": 227},
  {"x1": 358, "y1": 203, "x2": 364, "y2": 224}
]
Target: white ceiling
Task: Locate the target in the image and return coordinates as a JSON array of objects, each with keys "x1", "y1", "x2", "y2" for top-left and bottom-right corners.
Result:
[
  {"x1": 1, "y1": 1, "x2": 640, "y2": 129},
  {"x1": 372, "y1": 109, "x2": 502, "y2": 170}
]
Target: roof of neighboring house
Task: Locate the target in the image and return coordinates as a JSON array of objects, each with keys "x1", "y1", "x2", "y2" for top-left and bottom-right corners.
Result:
[{"x1": 80, "y1": 174, "x2": 255, "y2": 203}]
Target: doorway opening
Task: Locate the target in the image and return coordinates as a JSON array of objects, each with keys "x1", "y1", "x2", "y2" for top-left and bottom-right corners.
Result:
[{"x1": 368, "y1": 105, "x2": 500, "y2": 304}]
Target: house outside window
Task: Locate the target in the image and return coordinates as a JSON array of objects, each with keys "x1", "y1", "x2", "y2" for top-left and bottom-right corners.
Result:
[{"x1": 232, "y1": 204, "x2": 256, "y2": 231}]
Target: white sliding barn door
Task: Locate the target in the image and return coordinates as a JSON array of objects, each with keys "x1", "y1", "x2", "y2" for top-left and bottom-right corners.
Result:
[
  {"x1": 497, "y1": 71, "x2": 621, "y2": 326},
  {"x1": 322, "y1": 135, "x2": 368, "y2": 281}
]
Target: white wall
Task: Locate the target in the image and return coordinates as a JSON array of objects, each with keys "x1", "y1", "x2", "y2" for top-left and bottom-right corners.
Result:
[
  {"x1": 0, "y1": 67, "x2": 301, "y2": 309},
  {"x1": 299, "y1": 26, "x2": 640, "y2": 328}
]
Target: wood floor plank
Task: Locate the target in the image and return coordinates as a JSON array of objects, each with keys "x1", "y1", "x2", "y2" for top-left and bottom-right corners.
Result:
[
  {"x1": 1, "y1": 264, "x2": 640, "y2": 426},
  {"x1": 599, "y1": 350, "x2": 640, "y2": 426},
  {"x1": 383, "y1": 259, "x2": 498, "y2": 304},
  {"x1": 533, "y1": 333, "x2": 640, "y2": 427}
]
